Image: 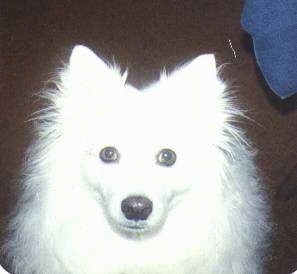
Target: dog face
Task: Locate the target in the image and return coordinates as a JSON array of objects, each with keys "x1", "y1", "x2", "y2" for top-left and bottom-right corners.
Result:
[{"x1": 58, "y1": 46, "x2": 227, "y2": 238}]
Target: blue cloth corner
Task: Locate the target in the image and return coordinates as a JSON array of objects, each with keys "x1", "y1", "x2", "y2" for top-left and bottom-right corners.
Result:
[{"x1": 241, "y1": 0, "x2": 297, "y2": 99}]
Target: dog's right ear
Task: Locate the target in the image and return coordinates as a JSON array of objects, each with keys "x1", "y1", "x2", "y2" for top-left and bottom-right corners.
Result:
[
  {"x1": 70, "y1": 45, "x2": 97, "y2": 63},
  {"x1": 67, "y1": 45, "x2": 126, "y2": 89},
  {"x1": 69, "y1": 45, "x2": 113, "y2": 79}
]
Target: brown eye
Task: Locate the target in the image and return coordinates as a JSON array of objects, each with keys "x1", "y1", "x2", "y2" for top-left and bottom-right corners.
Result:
[
  {"x1": 99, "y1": 146, "x2": 120, "y2": 163},
  {"x1": 156, "y1": 149, "x2": 176, "y2": 167}
]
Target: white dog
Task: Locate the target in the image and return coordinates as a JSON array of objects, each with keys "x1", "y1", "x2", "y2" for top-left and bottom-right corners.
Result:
[{"x1": 2, "y1": 46, "x2": 270, "y2": 273}]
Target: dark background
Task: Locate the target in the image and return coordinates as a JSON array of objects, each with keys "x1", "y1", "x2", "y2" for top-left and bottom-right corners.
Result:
[{"x1": 1, "y1": 1, "x2": 297, "y2": 273}]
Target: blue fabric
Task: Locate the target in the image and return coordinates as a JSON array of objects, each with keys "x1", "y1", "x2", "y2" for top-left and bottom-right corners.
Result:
[{"x1": 241, "y1": 0, "x2": 297, "y2": 99}]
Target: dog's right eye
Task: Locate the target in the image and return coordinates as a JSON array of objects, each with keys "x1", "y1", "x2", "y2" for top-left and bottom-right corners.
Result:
[{"x1": 99, "y1": 146, "x2": 120, "y2": 163}]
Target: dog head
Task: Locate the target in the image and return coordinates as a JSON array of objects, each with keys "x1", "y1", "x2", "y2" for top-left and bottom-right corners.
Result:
[{"x1": 47, "y1": 45, "x2": 234, "y2": 239}]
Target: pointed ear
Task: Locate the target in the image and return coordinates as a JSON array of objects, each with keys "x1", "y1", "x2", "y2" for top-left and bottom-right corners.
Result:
[
  {"x1": 159, "y1": 54, "x2": 224, "y2": 99},
  {"x1": 189, "y1": 54, "x2": 216, "y2": 74},
  {"x1": 69, "y1": 45, "x2": 111, "y2": 77},
  {"x1": 179, "y1": 54, "x2": 217, "y2": 78}
]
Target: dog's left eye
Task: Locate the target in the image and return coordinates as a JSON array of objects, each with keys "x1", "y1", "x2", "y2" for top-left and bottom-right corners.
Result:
[
  {"x1": 99, "y1": 146, "x2": 120, "y2": 163},
  {"x1": 156, "y1": 148, "x2": 176, "y2": 167}
]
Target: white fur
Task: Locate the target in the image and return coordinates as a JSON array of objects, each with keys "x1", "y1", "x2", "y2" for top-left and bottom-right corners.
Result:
[{"x1": 3, "y1": 45, "x2": 270, "y2": 274}]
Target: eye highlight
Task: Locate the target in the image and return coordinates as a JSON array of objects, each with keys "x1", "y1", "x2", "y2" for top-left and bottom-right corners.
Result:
[
  {"x1": 156, "y1": 148, "x2": 176, "y2": 167},
  {"x1": 99, "y1": 146, "x2": 120, "y2": 163}
]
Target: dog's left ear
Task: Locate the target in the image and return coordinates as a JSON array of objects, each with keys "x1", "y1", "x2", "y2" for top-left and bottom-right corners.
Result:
[
  {"x1": 189, "y1": 54, "x2": 217, "y2": 75},
  {"x1": 177, "y1": 54, "x2": 217, "y2": 80},
  {"x1": 161, "y1": 54, "x2": 222, "y2": 95}
]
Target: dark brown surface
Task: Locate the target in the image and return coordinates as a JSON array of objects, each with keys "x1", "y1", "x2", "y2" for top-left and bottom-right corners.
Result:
[{"x1": 1, "y1": 1, "x2": 297, "y2": 273}]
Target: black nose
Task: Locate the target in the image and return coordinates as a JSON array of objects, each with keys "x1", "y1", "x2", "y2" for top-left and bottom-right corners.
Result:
[{"x1": 121, "y1": 196, "x2": 153, "y2": 221}]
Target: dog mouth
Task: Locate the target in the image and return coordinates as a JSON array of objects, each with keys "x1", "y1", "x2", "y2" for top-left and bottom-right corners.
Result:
[{"x1": 119, "y1": 221, "x2": 149, "y2": 233}]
